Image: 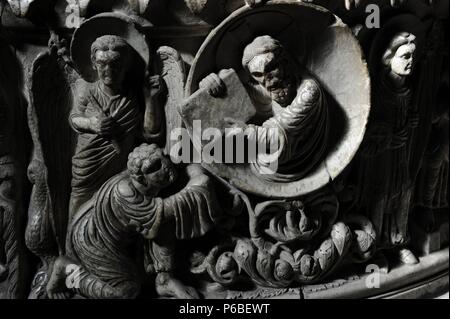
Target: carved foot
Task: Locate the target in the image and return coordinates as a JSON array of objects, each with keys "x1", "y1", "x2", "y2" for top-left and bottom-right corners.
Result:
[
  {"x1": 156, "y1": 272, "x2": 200, "y2": 299},
  {"x1": 46, "y1": 256, "x2": 75, "y2": 300},
  {"x1": 398, "y1": 248, "x2": 419, "y2": 265}
]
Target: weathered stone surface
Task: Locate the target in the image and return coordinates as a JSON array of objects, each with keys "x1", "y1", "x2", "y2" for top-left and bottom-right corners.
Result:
[
  {"x1": 0, "y1": 0, "x2": 448, "y2": 300},
  {"x1": 180, "y1": 68, "x2": 256, "y2": 136},
  {"x1": 184, "y1": 1, "x2": 370, "y2": 198}
]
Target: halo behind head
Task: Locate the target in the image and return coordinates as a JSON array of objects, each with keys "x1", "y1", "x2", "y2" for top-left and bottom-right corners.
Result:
[{"x1": 71, "y1": 12, "x2": 150, "y2": 82}]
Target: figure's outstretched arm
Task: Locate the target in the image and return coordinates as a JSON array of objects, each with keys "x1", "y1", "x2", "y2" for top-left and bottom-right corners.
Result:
[{"x1": 70, "y1": 115, "x2": 96, "y2": 134}]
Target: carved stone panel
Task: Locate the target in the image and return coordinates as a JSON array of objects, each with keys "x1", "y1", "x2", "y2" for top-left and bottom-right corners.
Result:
[{"x1": 0, "y1": 0, "x2": 448, "y2": 300}]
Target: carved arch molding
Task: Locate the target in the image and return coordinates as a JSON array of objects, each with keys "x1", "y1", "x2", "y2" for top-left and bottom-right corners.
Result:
[{"x1": 0, "y1": 0, "x2": 448, "y2": 299}]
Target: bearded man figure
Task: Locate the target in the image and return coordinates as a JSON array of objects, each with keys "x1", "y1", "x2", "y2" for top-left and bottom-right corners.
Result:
[{"x1": 200, "y1": 35, "x2": 329, "y2": 182}]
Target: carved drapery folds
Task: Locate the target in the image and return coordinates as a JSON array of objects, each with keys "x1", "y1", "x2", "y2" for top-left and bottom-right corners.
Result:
[{"x1": 0, "y1": 0, "x2": 448, "y2": 299}]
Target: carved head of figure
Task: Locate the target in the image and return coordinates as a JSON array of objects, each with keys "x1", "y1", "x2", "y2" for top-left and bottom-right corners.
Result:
[
  {"x1": 128, "y1": 144, "x2": 178, "y2": 196},
  {"x1": 91, "y1": 35, "x2": 132, "y2": 90},
  {"x1": 242, "y1": 35, "x2": 297, "y2": 107},
  {"x1": 382, "y1": 32, "x2": 417, "y2": 79}
]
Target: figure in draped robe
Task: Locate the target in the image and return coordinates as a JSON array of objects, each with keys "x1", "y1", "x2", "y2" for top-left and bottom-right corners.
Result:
[
  {"x1": 356, "y1": 32, "x2": 420, "y2": 264},
  {"x1": 69, "y1": 35, "x2": 163, "y2": 220},
  {"x1": 46, "y1": 144, "x2": 224, "y2": 299}
]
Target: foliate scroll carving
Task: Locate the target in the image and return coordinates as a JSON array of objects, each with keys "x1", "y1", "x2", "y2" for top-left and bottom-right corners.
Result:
[{"x1": 192, "y1": 190, "x2": 376, "y2": 289}]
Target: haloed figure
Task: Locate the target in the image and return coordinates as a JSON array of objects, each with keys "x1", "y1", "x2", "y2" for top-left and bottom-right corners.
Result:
[
  {"x1": 357, "y1": 32, "x2": 420, "y2": 264},
  {"x1": 69, "y1": 35, "x2": 143, "y2": 220}
]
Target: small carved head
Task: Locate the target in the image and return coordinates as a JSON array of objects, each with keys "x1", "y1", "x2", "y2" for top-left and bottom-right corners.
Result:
[
  {"x1": 242, "y1": 35, "x2": 297, "y2": 107},
  {"x1": 382, "y1": 32, "x2": 417, "y2": 77},
  {"x1": 128, "y1": 144, "x2": 178, "y2": 196},
  {"x1": 91, "y1": 35, "x2": 132, "y2": 88}
]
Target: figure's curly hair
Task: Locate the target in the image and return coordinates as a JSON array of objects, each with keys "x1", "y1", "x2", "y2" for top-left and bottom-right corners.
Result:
[
  {"x1": 127, "y1": 144, "x2": 177, "y2": 186},
  {"x1": 91, "y1": 35, "x2": 131, "y2": 65},
  {"x1": 382, "y1": 32, "x2": 416, "y2": 68}
]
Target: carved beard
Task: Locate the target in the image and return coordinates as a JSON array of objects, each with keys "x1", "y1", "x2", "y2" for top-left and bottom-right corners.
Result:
[{"x1": 266, "y1": 78, "x2": 296, "y2": 107}]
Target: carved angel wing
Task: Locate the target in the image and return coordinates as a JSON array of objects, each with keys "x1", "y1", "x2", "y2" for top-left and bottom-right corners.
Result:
[
  {"x1": 27, "y1": 45, "x2": 77, "y2": 257},
  {"x1": 155, "y1": 46, "x2": 187, "y2": 155}
]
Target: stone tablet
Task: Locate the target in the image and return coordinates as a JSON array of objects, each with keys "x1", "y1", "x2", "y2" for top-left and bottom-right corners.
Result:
[{"x1": 179, "y1": 68, "x2": 256, "y2": 148}]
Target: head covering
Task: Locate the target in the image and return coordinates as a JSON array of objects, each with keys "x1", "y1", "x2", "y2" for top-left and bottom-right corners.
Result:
[{"x1": 242, "y1": 35, "x2": 283, "y2": 69}]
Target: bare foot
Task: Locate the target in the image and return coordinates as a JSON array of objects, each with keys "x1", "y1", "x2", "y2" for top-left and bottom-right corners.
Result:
[
  {"x1": 46, "y1": 256, "x2": 75, "y2": 299},
  {"x1": 398, "y1": 248, "x2": 419, "y2": 265},
  {"x1": 156, "y1": 272, "x2": 200, "y2": 299}
]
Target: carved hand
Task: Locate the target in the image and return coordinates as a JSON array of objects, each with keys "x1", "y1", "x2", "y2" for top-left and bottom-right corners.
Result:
[
  {"x1": 199, "y1": 73, "x2": 226, "y2": 97},
  {"x1": 297, "y1": 79, "x2": 320, "y2": 106},
  {"x1": 90, "y1": 116, "x2": 118, "y2": 137}
]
